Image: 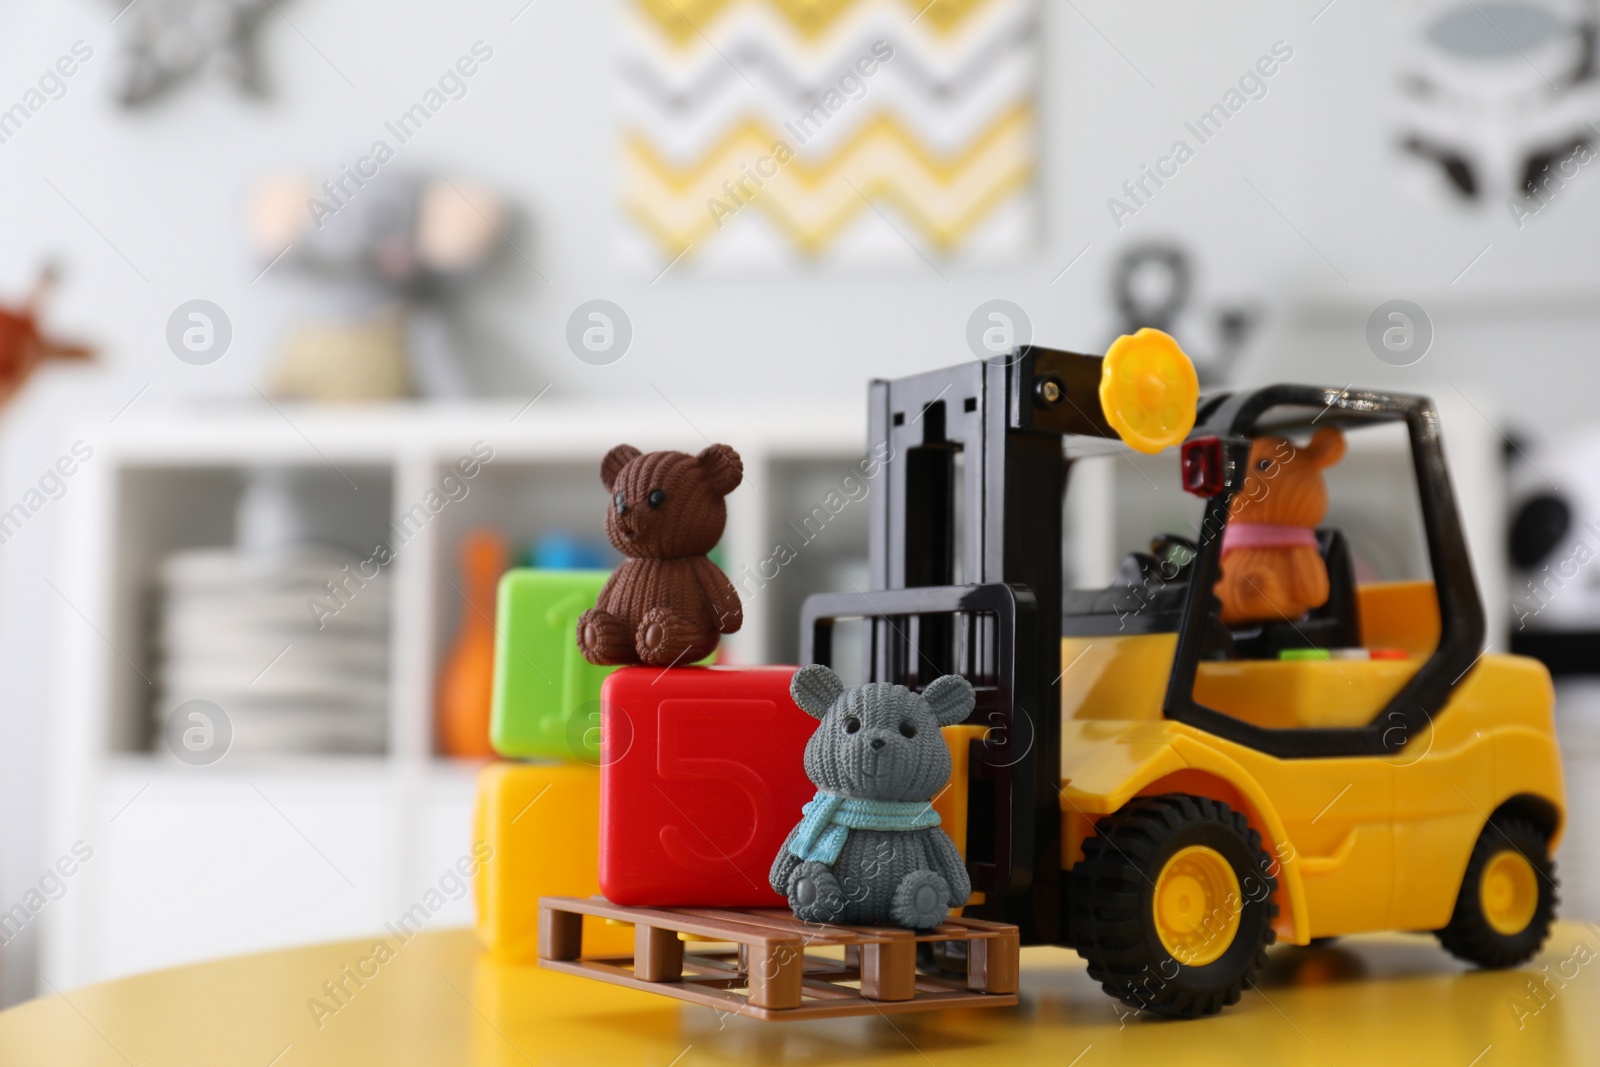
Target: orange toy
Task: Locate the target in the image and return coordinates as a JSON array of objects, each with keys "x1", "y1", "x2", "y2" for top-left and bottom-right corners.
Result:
[
  {"x1": 437, "y1": 529, "x2": 510, "y2": 757},
  {"x1": 1215, "y1": 426, "x2": 1346, "y2": 625},
  {"x1": 0, "y1": 266, "x2": 92, "y2": 408}
]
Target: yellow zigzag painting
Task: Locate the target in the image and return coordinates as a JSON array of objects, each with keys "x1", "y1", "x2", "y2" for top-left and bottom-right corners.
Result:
[
  {"x1": 624, "y1": 107, "x2": 1033, "y2": 256},
  {"x1": 637, "y1": 0, "x2": 997, "y2": 44},
  {"x1": 621, "y1": 0, "x2": 1039, "y2": 268}
]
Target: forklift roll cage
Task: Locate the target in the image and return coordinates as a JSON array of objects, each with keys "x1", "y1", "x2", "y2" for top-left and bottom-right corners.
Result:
[{"x1": 799, "y1": 346, "x2": 1487, "y2": 947}]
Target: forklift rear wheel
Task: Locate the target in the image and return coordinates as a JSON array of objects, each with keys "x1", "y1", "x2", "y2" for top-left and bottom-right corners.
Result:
[
  {"x1": 1070, "y1": 793, "x2": 1278, "y2": 1018},
  {"x1": 1436, "y1": 814, "x2": 1557, "y2": 968}
]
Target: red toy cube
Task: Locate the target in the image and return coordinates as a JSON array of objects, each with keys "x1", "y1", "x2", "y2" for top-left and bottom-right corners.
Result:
[{"x1": 599, "y1": 665, "x2": 815, "y2": 907}]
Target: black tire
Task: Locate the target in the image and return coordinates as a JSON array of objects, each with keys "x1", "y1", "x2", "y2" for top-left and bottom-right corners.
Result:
[
  {"x1": 1436, "y1": 815, "x2": 1557, "y2": 968},
  {"x1": 1069, "y1": 793, "x2": 1279, "y2": 1019}
]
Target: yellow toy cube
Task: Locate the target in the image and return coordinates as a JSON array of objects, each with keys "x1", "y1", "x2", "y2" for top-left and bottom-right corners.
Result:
[{"x1": 473, "y1": 761, "x2": 633, "y2": 961}]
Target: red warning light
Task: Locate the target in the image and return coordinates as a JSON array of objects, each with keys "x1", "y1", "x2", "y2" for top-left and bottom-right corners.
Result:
[{"x1": 1182, "y1": 436, "x2": 1225, "y2": 497}]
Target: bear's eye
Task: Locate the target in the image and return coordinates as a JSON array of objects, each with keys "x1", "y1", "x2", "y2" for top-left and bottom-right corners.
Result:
[
  {"x1": 842, "y1": 716, "x2": 860, "y2": 734},
  {"x1": 647, "y1": 488, "x2": 666, "y2": 509},
  {"x1": 613, "y1": 491, "x2": 628, "y2": 513},
  {"x1": 899, "y1": 720, "x2": 916, "y2": 738},
  {"x1": 1256, "y1": 458, "x2": 1273, "y2": 472}
]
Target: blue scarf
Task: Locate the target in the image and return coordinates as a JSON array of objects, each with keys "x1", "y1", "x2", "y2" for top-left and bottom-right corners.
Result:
[{"x1": 786, "y1": 790, "x2": 942, "y2": 865}]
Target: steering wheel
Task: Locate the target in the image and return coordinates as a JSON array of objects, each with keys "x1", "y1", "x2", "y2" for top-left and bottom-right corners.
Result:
[
  {"x1": 1148, "y1": 532, "x2": 1236, "y2": 657},
  {"x1": 1148, "y1": 533, "x2": 1200, "y2": 584}
]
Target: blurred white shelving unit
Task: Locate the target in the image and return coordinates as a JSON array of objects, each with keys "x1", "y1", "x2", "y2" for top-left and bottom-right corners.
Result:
[{"x1": 43, "y1": 400, "x2": 866, "y2": 989}]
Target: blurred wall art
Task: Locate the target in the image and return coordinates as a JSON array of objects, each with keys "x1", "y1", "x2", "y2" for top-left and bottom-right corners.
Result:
[
  {"x1": 618, "y1": 0, "x2": 1040, "y2": 273},
  {"x1": 1398, "y1": 0, "x2": 1600, "y2": 214}
]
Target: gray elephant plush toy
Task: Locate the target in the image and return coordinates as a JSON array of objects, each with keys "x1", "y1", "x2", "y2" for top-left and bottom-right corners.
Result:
[{"x1": 769, "y1": 664, "x2": 974, "y2": 929}]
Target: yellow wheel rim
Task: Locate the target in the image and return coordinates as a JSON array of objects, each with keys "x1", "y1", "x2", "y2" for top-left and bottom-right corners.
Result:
[
  {"x1": 1152, "y1": 845, "x2": 1241, "y2": 966},
  {"x1": 1099, "y1": 328, "x2": 1199, "y2": 454},
  {"x1": 1480, "y1": 850, "x2": 1539, "y2": 936}
]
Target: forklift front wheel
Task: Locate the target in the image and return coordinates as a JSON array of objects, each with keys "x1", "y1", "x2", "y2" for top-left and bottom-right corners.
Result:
[{"x1": 1070, "y1": 793, "x2": 1278, "y2": 1019}]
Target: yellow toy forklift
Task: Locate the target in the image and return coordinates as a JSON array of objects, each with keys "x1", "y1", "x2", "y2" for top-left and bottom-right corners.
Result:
[{"x1": 800, "y1": 330, "x2": 1565, "y2": 1018}]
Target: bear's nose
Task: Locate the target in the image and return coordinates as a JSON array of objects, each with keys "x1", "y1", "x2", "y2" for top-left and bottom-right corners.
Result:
[{"x1": 869, "y1": 737, "x2": 886, "y2": 751}]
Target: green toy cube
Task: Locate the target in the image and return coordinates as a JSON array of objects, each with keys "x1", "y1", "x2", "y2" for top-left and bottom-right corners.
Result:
[{"x1": 490, "y1": 568, "x2": 617, "y2": 761}]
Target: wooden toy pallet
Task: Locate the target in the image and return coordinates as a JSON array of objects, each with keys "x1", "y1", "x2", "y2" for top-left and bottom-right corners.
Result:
[{"x1": 537, "y1": 896, "x2": 1020, "y2": 1021}]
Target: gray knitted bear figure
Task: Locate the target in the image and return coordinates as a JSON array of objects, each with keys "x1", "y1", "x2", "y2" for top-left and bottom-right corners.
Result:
[{"x1": 769, "y1": 664, "x2": 974, "y2": 929}]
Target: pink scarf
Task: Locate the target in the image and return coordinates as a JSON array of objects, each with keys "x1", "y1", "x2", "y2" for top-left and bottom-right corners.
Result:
[{"x1": 1221, "y1": 522, "x2": 1318, "y2": 556}]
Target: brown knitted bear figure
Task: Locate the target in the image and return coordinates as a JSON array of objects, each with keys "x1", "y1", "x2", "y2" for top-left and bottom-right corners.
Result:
[
  {"x1": 1215, "y1": 426, "x2": 1346, "y2": 626},
  {"x1": 576, "y1": 443, "x2": 744, "y2": 667}
]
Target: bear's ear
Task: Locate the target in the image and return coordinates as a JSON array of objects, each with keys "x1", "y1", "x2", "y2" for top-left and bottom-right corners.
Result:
[
  {"x1": 1304, "y1": 426, "x2": 1346, "y2": 471},
  {"x1": 600, "y1": 444, "x2": 642, "y2": 491},
  {"x1": 921, "y1": 674, "x2": 975, "y2": 727},
  {"x1": 790, "y1": 664, "x2": 844, "y2": 720},
  {"x1": 697, "y1": 444, "x2": 744, "y2": 496}
]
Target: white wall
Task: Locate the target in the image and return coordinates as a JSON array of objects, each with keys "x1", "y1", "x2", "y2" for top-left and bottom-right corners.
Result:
[{"x1": 2, "y1": 0, "x2": 1598, "y2": 1002}]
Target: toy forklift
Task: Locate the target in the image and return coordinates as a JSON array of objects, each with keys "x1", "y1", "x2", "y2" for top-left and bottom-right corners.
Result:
[
  {"x1": 532, "y1": 332, "x2": 1564, "y2": 1021},
  {"x1": 799, "y1": 330, "x2": 1565, "y2": 1017}
]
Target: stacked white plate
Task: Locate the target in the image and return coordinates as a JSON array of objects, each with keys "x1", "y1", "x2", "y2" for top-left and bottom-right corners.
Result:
[{"x1": 153, "y1": 546, "x2": 390, "y2": 755}]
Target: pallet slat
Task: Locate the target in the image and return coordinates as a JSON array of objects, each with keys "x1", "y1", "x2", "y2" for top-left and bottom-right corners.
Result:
[{"x1": 657, "y1": 906, "x2": 1010, "y2": 944}]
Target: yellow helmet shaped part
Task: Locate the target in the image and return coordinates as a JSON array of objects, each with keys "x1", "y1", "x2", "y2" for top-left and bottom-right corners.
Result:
[{"x1": 1099, "y1": 327, "x2": 1200, "y2": 454}]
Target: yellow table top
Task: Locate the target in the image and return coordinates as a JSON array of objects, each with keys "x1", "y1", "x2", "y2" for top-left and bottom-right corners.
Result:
[{"x1": 3, "y1": 923, "x2": 1597, "y2": 1065}]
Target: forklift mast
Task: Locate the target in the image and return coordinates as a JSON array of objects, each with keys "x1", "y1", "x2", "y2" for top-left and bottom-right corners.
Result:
[{"x1": 802, "y1": 345, "x2": 1133, "y2": 946}]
